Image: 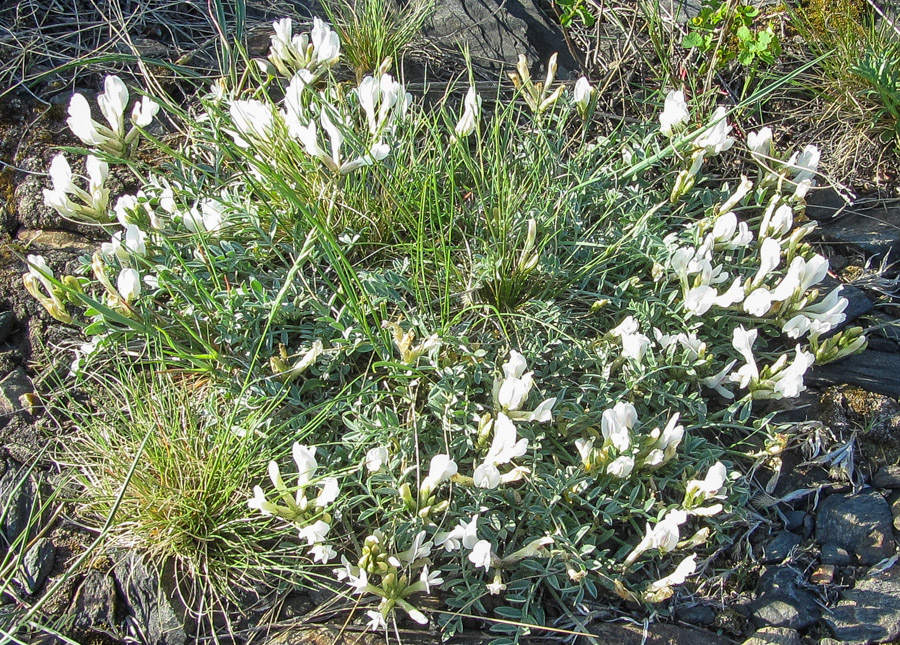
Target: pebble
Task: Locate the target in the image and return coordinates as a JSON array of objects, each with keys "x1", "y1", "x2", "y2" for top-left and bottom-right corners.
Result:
[
  {"x1": 821, "y1": 543, "x2": 853, "y2": 566},
  {"x1": 873, "y1": 465, "x2": 900, "y2": 489},
  {"x1": 750, "y1": 567, "x2": 821, "y2": 630},
  {"x1": 741, "y1": 626, "x2": 801, "y2": 645},
  {"x1": 825, "y1": 566, "x2": 900, "y2": 642},
  {"x1": 815, "y1": 491, "x2": 895, "y2": 565},
  {"x1": 762, "y1": 531, "x2": 802, "y2": 564}
]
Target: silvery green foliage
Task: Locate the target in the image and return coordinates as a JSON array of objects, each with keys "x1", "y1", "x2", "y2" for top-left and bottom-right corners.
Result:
[{"x1": 26, "y1": 18, "x2": 869, "y2": 638}]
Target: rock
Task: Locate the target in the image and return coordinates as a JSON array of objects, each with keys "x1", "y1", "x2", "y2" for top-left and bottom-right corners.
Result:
[
  {"x1": 815, "y1": 203, "x2": 900, "y2": 260},
  {"x1": 809, "y1": 351, "x2": 900, "y2": 399},
  {"x1": 750, "y1": 567, "x2": 821, "y2": 630},
  {"x1": 806, "y1": 186, "x2": 851, "y2": 221},
  {"x1": 873, "y1": 465, "x2": 900, "y2": 489},
  {"x1": 0, "y1": 367, "x2": 33, "y2": 424},
  {"x1": 783, "y1": 511, "x2": 806, "y2": 532},
  {"x1": 0, "y1": 312, "x2": 13, "y2": 345},
  {"x1": 815, "y1": 491, "x2": 895, "y2": 565},
  {"x1": 265, "y1": 625, "x2": 391, "y2": 645},
  {"x1": 811, "y1": 564, "x2": 835, "y2": 585},
  {"x1": 18, "y1": 537, "x2": 54, "y2": 594},
  {"x1": 741, "y1": 626, "x2": 801, "y2": 645},
  {"x1": 113, "y1": 551, "x2": 191, "y2": 645},
  {"x1": 825, "y1": 566, "x2": 900, "y2": 643},
  {"x1": 892, "y1": 496, "x2": 900, "y2": 531},
  {"x1": 821, "y1": 542, "x2": 852, "y2": 566},
  {"x1": 421, "y1": 0, "x2": 578, "y2": 75},
  {"x1": 14, "y1": 228, "x2": 98, "y2": 253},
  {"x1": 583, "y1": 621, "x2": 734, "y2": 645},
  {"x1": 71, "y1": 569, "x2": 120, "y2": 635},
  {"x1": 761, "y1": 532, "x2": 801, "y2": 564},
  {"x1": 676, "y1": 604, "x2": 717, "y2": 626},
  {"x1": 0, "y1": 459, "x2": 36, "y2": 547}
]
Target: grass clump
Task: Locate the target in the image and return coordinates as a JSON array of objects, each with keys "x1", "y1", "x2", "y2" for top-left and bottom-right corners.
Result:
[{"x1": 20, "y1": 14, "x2": 870, "y2": 641}]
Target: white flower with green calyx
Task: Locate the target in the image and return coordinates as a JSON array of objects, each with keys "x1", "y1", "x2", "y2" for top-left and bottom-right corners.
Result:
[
  {"x1": 267, "y1": 17, "x2": 340, "y2": 78},
  {"x1": 451, "y1": 86, "x2": 481, "y2": 142},
  {"x1": 248, "y1": 442, "x2": 340, "y2": 561},
  {"x1": 747, "y1": 127, "x2": 773, "y2": 162},
  {"x1": 43, "y1": 154, "x2": 110, "y2": 223},
  {"x1": 659, "y1": 89, "x2": 689, "y2": 137},
  {"x1": 684, "y1": 461, "x2": 727, "y2": 514},
  {"x1": 649, "y1": 554, "x2": 697, "y2": 594},
  {"x1": 292, "y1": 105, "x2": 390, "y2": 174},
  {"x1": 509, "y1": 53, "x2": 565, "y2": 114},
  {"x1": 22, "y1": 255, "x2": 71, "y2": 324},
  {"x1": 492, "y1": 350, "x2": 556, "y2": 422},
  {"x1": 67, "y1": 75, "x2": 158, "y2": 155},
  {"x1": 624, "y1": 508, "x2": 688, "y2": 568},
  {"x1": 695, "y1": 106, "x2": 734, "y2": 156},
  {"x1": 573, "y1": 76, "x2": 594, "y2": 117},
  {"x1": 601, "y1": 401, "x2": 637, "y2": 452},
  {"x1": 473, "y1": 412, "x2": 528, "y2": 489}
]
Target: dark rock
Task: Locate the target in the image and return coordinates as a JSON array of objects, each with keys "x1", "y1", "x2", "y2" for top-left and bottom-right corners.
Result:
[
  {"x1": 750, "y1": 567, "x2": 821, "y2": 630},
  {"x1": 761, "y1": 532, "x2": 802, "y2": 564},
  {"x1": 0, "y1": 312, "x2": 14, "y2": 345},
  {"x1": 816, "y1": 491, "x2": 895, "y2": 565},
  {"x1": 783, "y1": 511, "x2": 806, "y2": 532},
  {"x1": 18, "y1": 537, "x2": 54, "y2": 594},
  {"x1": 815, "y1": 203, "x2": 900, "y2": 260},
  {"x1": 113, "y1": 551, "x2": 191, "y2": 645},
  {"x1": 71, "y1": 569, "x2": 120, "y2": 635},
  {"x1": 806, "y1": 186, "x2": 850, "y2": 221},
  {"x1": 676, "y1": 604, "x2": 717, "y2": 626},
  {"x1": 809, "y1": 350, "x2": 900, "y2": 399},
  {"x1": 821, "y1": 542, "x2": 852, "y2": 566},
  {"x1": 266, "y1": 625, "x2": 397, "y2": 645},
  {"x1": 422, "y1": 0, "x2": 578, "y2": 75},
  {"x1": 582, "y1": 621, "x2": 734, "y2": 645},
  {"x1": 873, "y1": 465, "x2": 900, "y2": 489},
  {"x1": 825, "y1": 566, "x2": 900, "y2": 643},
  {"x1": 741, "y1": 626, "x2": 801, "y2": 645},
  {"x1": 0, "y1": 459, "x2": 36, "y2": 547},
  {"x1": 0, "y1": 367, "x2": 33, "y2": 424}
]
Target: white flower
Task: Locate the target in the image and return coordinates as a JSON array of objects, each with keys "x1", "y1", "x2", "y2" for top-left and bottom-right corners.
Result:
[
  {"x1": 789, "y1": 144, "x2": 820, "y2": 183},
  {"x1": 686, "y1": 461, "x2": 727, "y2": 500},
  {"x1": 315, "y1": 477, "x2": 339, "y2": 507},
  {"x1": 473, "y1": 463, "x2": 501, "y2": 489},
  {"x1": 731, "y1": 325, "x2": 759, "y2": 388},
  {"x1": 770, "y1": 346, "x2": 815, "y2": 399},
  {"x1": 117, "y1": 268, "x2": 141, "y2": 303},
  {"x1": 229, "y1": 100, "x2": 275, "y2": 148},
  {"x1": 310, "y1": 543, "x2": 337, "y2": 563},
  {"x1": 248, "y1": 485, "x2": 279, "y2": 516},
  {"x1": 486, "y1": 579, "x2": 507, "y2": 595},
  {"x1": 743, "y1": 287, "x2": 774, "y2": 317},
  {"x1": 435, "y1": 514, "x2": 479, "y2": 552},
  {"x1": 421, "y1": 453, "x2": 457, "y2": 492},
  {"x1": 695, "y1": 106, "x2": 734, "y2": 155},
  {"x1": 292, "y1": 443, "x2": 318, "y2": 487},
  {"x1": 468, "y1": 540, "x2": 496, "y2": 570},
  {"x1": 659, "y1": 90, "x2": 689, "y2": 137},
  {"x1": 607, "y1": 455, "x2": 635, "y2": 478},
  {"x1": 67, "y1": 94, "x2": 106, "y2": 146},
  {"x1": 298, "y1": 519, "x2": 331, "y2": 545},
  {"x1": 601, "y1": 402, "x2": 637, "y2": 451},
  {"x1": 396, "y1": 530, "x2": 433, "y2": 565},
  {"x1": 747, "y1": 127, "x2": 773, "y2": 161},
  {"x1": 783, "y1": 286, "x2": 847, "y2": 339},
  {"x1": 702, "y1": 360, "x2": 737, "y2": 399},
  {"x1": 651, "y1": 554, "x2": 697, "y2": 590},
  {"x1": 717, "y1": 176, "x2": 753, "y2": 215},
  {"x1": 365, "y1": 446, "x2": 389, "y2": 472},
  {"x1": 496, "y1": 350, "x2": 534, "y2": 410},
  {"x1": 97, "y1": 75, "x2": 129, "y2": 137},
  {"x1": 574, "y1": 76, "x2": 594, "y2": 114},
  {"x1": 685, "y1": 285, "x2": 716, "y2": 316},
  {"x1": 131, "y1": 96, "x2": 159, "y2": 127},
  {"x1": 366, "y1": 610, "x2": 387, "y2": 631},
  {"x1": 452, "y1": 86, "x2": 481, "y2": 141},
  {"x1": 311, "y1": 17, "x2": 340, "y2": 66},
  {"x1": 752, "y1": 237, "x2": 782, "y2": 287}
]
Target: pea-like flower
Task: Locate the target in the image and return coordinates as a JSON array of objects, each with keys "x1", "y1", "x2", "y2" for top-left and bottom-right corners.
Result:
[
  {"x1": 43, "y1": 154, "x2": 110, "y2": 222},
  {"x1": 601, "y1": 401, "x2": 637, "y2": 452},
  {"x1": 659, "y1": 89, "x2": 689, "y2": 137},
  {"x1": 67, "y1": 75, "x2": 159, "y2": 155},
  {"x1": 573, "y1": 76, "x2": 594, "y2": 117},
  {"x1": 451, "y1": 86, "x2": 481, "y2": 142}
]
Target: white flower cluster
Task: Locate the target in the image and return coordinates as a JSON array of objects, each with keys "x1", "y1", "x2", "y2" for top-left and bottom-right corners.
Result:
[
  {"x1": 248, "y1": 442, "x2": 340, "y2": 563},
  {"x1": 266, "y1": 17, "x2": 340, "y2": 78},
  {"x1": 67, "y1": 75, "x2": 159, "y2": 156}
]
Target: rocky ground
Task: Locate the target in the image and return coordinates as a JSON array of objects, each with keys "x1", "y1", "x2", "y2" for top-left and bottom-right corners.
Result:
[{"x1": 2, "y1": 0, "x2": 900, "y2": 643}]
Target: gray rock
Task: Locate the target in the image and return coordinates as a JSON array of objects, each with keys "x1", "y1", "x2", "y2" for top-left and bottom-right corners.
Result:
[
  {"x1": 18, "y1": 537, "x2": 54, "y2": 595},
  {"x1": 676, "y1": 604, "x2": 717, "y2": 625},
  {"x1": 0, "y1": 312, "x2": 14, "y2": 345},
  {"x1": 783, "y1": 511, "x2": 806, "y2": 532},
  {"x1": 825, "y1": 566, "x2": 900, "y2": 643},
  {"x1": 0, "y1": 459, "x2": 36, "y2": 547},
  {"x1": 422, "y1": 0, "x2": 578, "y2": 75},
  {"x1": 815, "y1": 491, "x2": 895, "y2": 565},
  {"x1": 750, "y1": 567, "x2": 821, "y2": 630},
  {"x1": 113, "y1": 551, "x2": 191, "y2": 645},
  {"x1": 806, "y1": 186, "x2": 851, "y2": 221},
  {"x1": 0, "y1": 367, "x2": 33, "y2": 423},
  {"x1": 742, "y1": 626, "x2": 801, "y2": 645},
  {"x1": 809, "y1": 350, "x2": 900, "y2": 399},
  {"x1": 762, "y1": 531, "x2": 802, "y2": 564},
  {"x1": 71, "y1": 569, "x2": 120, "y2": 635},
  {"x1": 815, "y1": 204, "x2": 900, "y2": 260},
  {"x1": 821, "y1": 542, "x2": 853, "y2": 566},
  {"x1": 873, "y1": 465, "x2": 900, "y2": 489}
]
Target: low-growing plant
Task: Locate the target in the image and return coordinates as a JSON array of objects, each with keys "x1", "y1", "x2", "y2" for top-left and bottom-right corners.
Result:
[{"x1": 24, "y1": 15, "x2": 867, "y2": 640}]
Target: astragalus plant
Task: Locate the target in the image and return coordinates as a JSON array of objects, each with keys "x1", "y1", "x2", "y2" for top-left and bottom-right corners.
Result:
[{"x1": 29, "y1": 16, "x2": 865, "y2": 640}]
